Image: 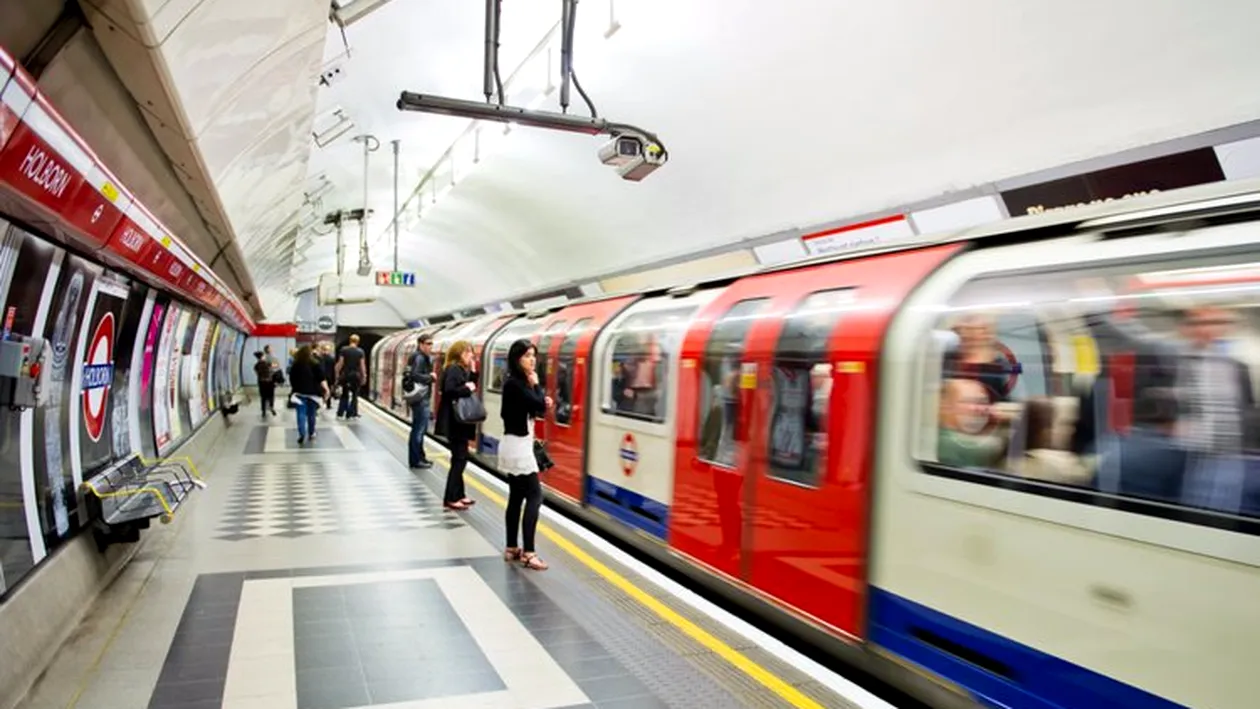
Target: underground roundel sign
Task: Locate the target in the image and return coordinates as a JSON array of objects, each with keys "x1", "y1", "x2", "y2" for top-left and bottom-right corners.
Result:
[
  {"x1": 82, "y1": 312, "x2": 116, "y2": 443},
  {"x1": 619, "y1": 433, "x2": 638, "y2": 476}
]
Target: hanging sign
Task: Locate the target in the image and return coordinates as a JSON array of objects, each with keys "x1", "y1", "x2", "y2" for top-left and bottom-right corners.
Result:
[{"x1": 375, "y1": 271, "x2": 416, "y2": 287}]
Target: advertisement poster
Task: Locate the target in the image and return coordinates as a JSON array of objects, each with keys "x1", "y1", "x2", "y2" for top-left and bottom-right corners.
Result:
[
  {"x1": 153, "y1": 302, "x2": 180, "y2": 453},
  {"x1": 205, "y1": 321, "x2": 221, "y2": 414},
  {"x1": 1000, "y1": 147, "x2": 1226, "y2": 217},
  {"x1": 171, "y1": 309, "x2": 196, "y2": 445},
  {"x1": 33, "y1": 254, "x2": 100, "y2": 548},
  {"x1": 110, "y1": 281, "x2": 148, "y2": 462},
  {"x1": 187, "y1": 315, "x2": 210, "y2": 428},
  {"x1": 75, "y1": 276, "x2": 129, "y2": 478},
  {"x1": 138, "y1": 297, "x2": 165, "y2": 459},
  {"x1": 0, "y1": 225, "x2": 56, "y2": 594}
]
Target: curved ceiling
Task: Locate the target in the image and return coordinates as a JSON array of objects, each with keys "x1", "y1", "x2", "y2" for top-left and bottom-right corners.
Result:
[{"x1": 220, "y1": 0, "x2": 1260, "y2": 318}]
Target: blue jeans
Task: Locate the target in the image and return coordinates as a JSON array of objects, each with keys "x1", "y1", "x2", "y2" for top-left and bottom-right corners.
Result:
[
  {"x1": 409, "y1": 401, "x2": 431, "y2": 466},
  {"x1": 296, "y1": 397, "x2": 318, "y2": 440}
]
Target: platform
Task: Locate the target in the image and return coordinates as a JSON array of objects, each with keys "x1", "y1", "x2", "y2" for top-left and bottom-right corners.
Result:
[{"x1": 16, "y1": 401, "x2": 889, "y2": 709}]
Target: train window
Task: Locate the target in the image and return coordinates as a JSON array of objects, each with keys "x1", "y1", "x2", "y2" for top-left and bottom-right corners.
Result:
[
  {"x1": 487, "y1": 318, "x2": 542, "y2": 393},
  {"x1": 698, "y1": 299, "x2": 771, "y2": 466},
  {"x1": 555, "y1": 318, "x2": 593, "y2": 426},
  {"x1": 605, "y1": 307, "x2": 697, "y2": 423},
  {"x1": 536, "y1": 320, "x2": 569, "y2": 393},
  {"x1": 917, "y1": 253, "x2": 1260, "y2": 531},
  {"x1": 768, "y1": 289, "x2": 855, "y2": 488}
]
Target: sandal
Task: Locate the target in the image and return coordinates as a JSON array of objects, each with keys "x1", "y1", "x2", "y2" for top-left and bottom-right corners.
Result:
[
  {"x1": 519, "y1": 552, "x2": 548, "y2": 571},
  {"x1": 460, "y1": 498, "x2": 476, "y2": 506},
  {"x1": 444, "y1": 501, "x2": 468, "y2": 511},
  {"x1": 504, "y1": 547, "x2": 522, "y2": 562}
]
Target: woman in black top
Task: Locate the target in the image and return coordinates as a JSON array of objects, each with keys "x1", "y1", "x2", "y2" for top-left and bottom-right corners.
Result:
[
  {"x1": 501, "y1": 339, "x2": 553, "y2": 570},
  {"x1": 289, "y1": 345, "x2": 329, "y2": 444},
  {"x1": 437, "y1": 340, "x2": 478, "y2": 510},
  {"x1": 253, "y1": 351, "x2": 276, "y2": 417}
]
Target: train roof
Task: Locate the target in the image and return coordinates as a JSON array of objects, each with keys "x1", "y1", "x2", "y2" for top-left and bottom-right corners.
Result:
[{"x1": 407, "y1": 177, "x2": 1260, "y2": 328}]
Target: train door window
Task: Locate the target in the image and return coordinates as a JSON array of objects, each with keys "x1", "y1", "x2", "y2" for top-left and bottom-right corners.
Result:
[
  {"x1": 917, "y1": 251, "x2": 1260, "y2": 530},
  {"x1": 536, "y1": 320, "x2": 569, "y2": 391},
  {"x1": 605, "y1": 307, "x2": 698, "y2": 423},
  {"x1": 488, "y1": 318, "x2": 542, "y2": 392},
  {"x1": 556, "y1": 318, "x2": 593, "y2": 426},
  {"x1": 767, "y1": 289, "x2": 856, "y2": 488},
  {"x1": 698, "y1": 299, "x2": 771, "y2": 466}
]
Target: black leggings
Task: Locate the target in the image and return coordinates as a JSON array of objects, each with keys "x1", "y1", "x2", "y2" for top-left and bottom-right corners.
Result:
[
  {"x1": 505, "y1": 473, "x2": 542, "y2": 553},
  {"x1": 258, "y1": 383, "x2": 275, "y2": 413},
  {"x1": 444, "y1": 438, "x2": 469, "y2": 504}
]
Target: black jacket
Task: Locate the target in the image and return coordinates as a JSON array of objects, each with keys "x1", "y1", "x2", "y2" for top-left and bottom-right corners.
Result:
[
  {"x1": 501, "y1": 376, "x2": 546, "y2": 436},
  {"x1": 290, "y1": 360, "x2": 327, "y2": 398},
  {"x1": 437, "y1": 364, "x2": 476, "y2": 442},
  {"x1": 409, "y1": 351, "x2": 435, "y2": 385}
]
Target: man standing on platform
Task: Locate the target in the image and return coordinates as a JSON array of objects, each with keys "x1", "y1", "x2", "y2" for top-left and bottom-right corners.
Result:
[
  {"x1": 320, "y1": 343, "x2": 337, "y2": 409},
  {"x1": 336, "y1": 334, "x2": 367, "y2": 419},
  {"x1": 405, "y1": 333, "x2": 436, "y2": 468}
]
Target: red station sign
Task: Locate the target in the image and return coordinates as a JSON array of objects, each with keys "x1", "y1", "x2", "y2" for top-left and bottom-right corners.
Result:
[{"x1": 0, "y1": 44, "x2": 255, "y2": 332}]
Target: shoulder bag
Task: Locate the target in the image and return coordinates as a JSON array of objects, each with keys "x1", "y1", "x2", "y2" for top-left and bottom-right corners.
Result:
[{"x1": 454, "y1": 394, "x2": 487, "y2": 424}]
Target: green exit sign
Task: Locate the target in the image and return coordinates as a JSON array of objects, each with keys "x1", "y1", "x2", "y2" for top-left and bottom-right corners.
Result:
[{"x1": 375, "y1": 271, "x2": 416, "y2": 287}]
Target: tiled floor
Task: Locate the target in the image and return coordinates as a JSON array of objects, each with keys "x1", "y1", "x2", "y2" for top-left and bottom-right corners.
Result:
[{"x1": 17, "y1": 401, "x2": 864, "y2": 709}]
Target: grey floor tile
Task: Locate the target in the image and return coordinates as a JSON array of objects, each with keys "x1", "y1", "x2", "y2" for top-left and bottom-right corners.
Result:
[
  {"x1": 580, "y1": 673, "x2": 655, "y2": 704},
  {"x1": 294, "y1": 637, "x2": 359, "y2": 671},
  {"x1": 546, "y1": 639, "x2": 615, "y2": 664},
  {"x1": 367, "y1": 666, "x2": 505, "y2": 705},
  {"x1": 560, "y1": 656, "x2": 631, "y2": 682},
  {"x1": 595, "y1": 696, "x2": 672, "y2": 709},
  {"x1": 294, "y1": 618, "x2": 353, "y2": 641},
  {"x1": 147, "y1": 678, "x2": 223, "y2": 707},
  {"x1": 295, "y1": 666, "x2": 370, "y2": 709}
]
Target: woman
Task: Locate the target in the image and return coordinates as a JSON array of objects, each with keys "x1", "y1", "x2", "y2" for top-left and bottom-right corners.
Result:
[
  {"x1": 500, "y1": 339, "x2": 553, "y2": 570},
  {"x1": 253, "y1": 351, "x2": 276, "y2": 417},
  {"x1": 289, "y1": 345, "x2": 329, "y2": 444},
  {"x1": 437, "y1": 340, "x2": 479, "y2": 510}
]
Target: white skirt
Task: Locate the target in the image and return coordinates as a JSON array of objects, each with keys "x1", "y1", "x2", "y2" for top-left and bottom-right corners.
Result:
[{"x1": 499, "y1": 432, "x2": 538, "y2": 476}]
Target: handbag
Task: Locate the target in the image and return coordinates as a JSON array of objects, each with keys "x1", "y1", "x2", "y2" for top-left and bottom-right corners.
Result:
[
  {"x1": 533, "y1": 439, "x2": 555, "y2": 472},
  {"x1": 454, "y1": 395, "x2": 487, "y2": 424}
]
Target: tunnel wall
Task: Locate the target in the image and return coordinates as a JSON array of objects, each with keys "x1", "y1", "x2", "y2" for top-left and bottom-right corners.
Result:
[{"x1": 0, "y1": 214, "x2": 247, "y2": 709}]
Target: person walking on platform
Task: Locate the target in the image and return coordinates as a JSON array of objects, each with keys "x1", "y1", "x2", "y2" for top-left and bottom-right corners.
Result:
[
  {"x1": 405, "y1": 333, "x2": 436, "y2": 469},
  {"x1": 253, "y1": 351, "x2": 277, "y2": 417},
  {"x1": 290, "y1": 345, "x2": 330, "y2": 444},
  {"x1": 436, "y1": 340, "x2": 479, "y2": 510},
  {"x1": 336, "y1": 334, "x2": 367, "y2": 419},
  {"x1": 320, "y1": 343, "x2": 337, "y2": 410},
  {"x1": 500, "y1": 339, "x2": 552, "y2": 571}
]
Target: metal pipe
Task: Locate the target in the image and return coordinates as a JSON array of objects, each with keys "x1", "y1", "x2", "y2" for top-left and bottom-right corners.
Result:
[
  {"x1": 357, "y1": 135, "x2": 379, "y2": 276},
  {"x1": 483, "y1": 0, "x2": 498, "y2": 103},
  {"x1": 335, "y1": 215, "x2": 344, "y2": 277},
  {"x1": 391, "y1": 139, "x2": 400, "y2": 272},
  {"x1": 559, "y1": 0, "x2": 574, "y2": 112}
]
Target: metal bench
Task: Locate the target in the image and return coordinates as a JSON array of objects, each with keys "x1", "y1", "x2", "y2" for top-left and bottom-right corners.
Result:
[{"x1": 80, "y1": 454, "x2": 205, "y2": 550}]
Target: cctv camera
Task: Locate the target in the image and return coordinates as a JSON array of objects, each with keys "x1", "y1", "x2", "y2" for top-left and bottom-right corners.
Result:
[
  {"x1": 598, "y1": 135, "x2": 644, "y2": 167},
  {"x1": 598, "y1": 131, "x2": 667, "y2": 181}
]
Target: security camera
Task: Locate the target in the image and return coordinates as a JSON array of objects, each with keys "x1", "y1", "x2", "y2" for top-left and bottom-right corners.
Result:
[{"x1": 598, "y1": 132, "x2": 667, "y2": 181}]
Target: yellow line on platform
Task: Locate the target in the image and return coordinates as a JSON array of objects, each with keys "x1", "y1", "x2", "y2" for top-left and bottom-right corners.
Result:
[{"x1": 366, "y1": 408, "x2": 824, "y2": 709}]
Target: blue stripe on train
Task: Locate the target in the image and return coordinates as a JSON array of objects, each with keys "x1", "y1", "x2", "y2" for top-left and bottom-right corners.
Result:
[
  {"x1": 867, "y1": 588, "x2": 1187, "y2": 709},
  {"x1": 585, "y1": 477, "x2": 669, "y2": 540}
]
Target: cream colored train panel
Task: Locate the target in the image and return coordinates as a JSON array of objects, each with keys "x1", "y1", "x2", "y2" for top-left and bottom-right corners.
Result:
[{"x1": 871, "y1": 226, "x2": 1260, "y2": 709}]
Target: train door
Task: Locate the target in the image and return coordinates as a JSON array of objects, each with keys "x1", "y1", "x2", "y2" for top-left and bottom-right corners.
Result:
[
  {"x1": 534, "y1": 318, "x2": 571, "y2": 441},
  {"x1": 479, "y1": 315, "x2": 546, "y2": 464},
  {"x1": 543, "y1": 295, "x2": 636, "y2": 503},
  {"x1": 672, "y1": 296, "x2": 774, "y2": 578},
  {"x1": 587, "y1": 291, "x2": 718, "y2": 539}
]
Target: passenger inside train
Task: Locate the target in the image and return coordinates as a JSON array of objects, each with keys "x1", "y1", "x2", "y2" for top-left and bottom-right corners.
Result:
[{"x1": 923, "y1": 261, "x2": 1260, "y2": 519}]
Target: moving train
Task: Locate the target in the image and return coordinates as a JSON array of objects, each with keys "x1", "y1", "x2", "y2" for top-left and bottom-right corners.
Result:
[{"x1": 371, "y1": 179, "x2": 1260, "y2": 709}]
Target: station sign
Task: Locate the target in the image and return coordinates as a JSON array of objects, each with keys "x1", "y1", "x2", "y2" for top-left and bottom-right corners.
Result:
[{"x1": 376, "y1": 271, "x2": 417, "y2": 287}]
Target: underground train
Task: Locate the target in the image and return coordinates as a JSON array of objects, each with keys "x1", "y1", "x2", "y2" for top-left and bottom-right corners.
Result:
[{"x1": 370, "y1": 179, "x2": 1260, "y2": 709}]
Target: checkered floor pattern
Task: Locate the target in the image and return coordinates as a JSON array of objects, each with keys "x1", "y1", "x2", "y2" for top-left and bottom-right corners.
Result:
[{"x1": 214, "y1": 461, "x2": 466, "y2": 540}]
